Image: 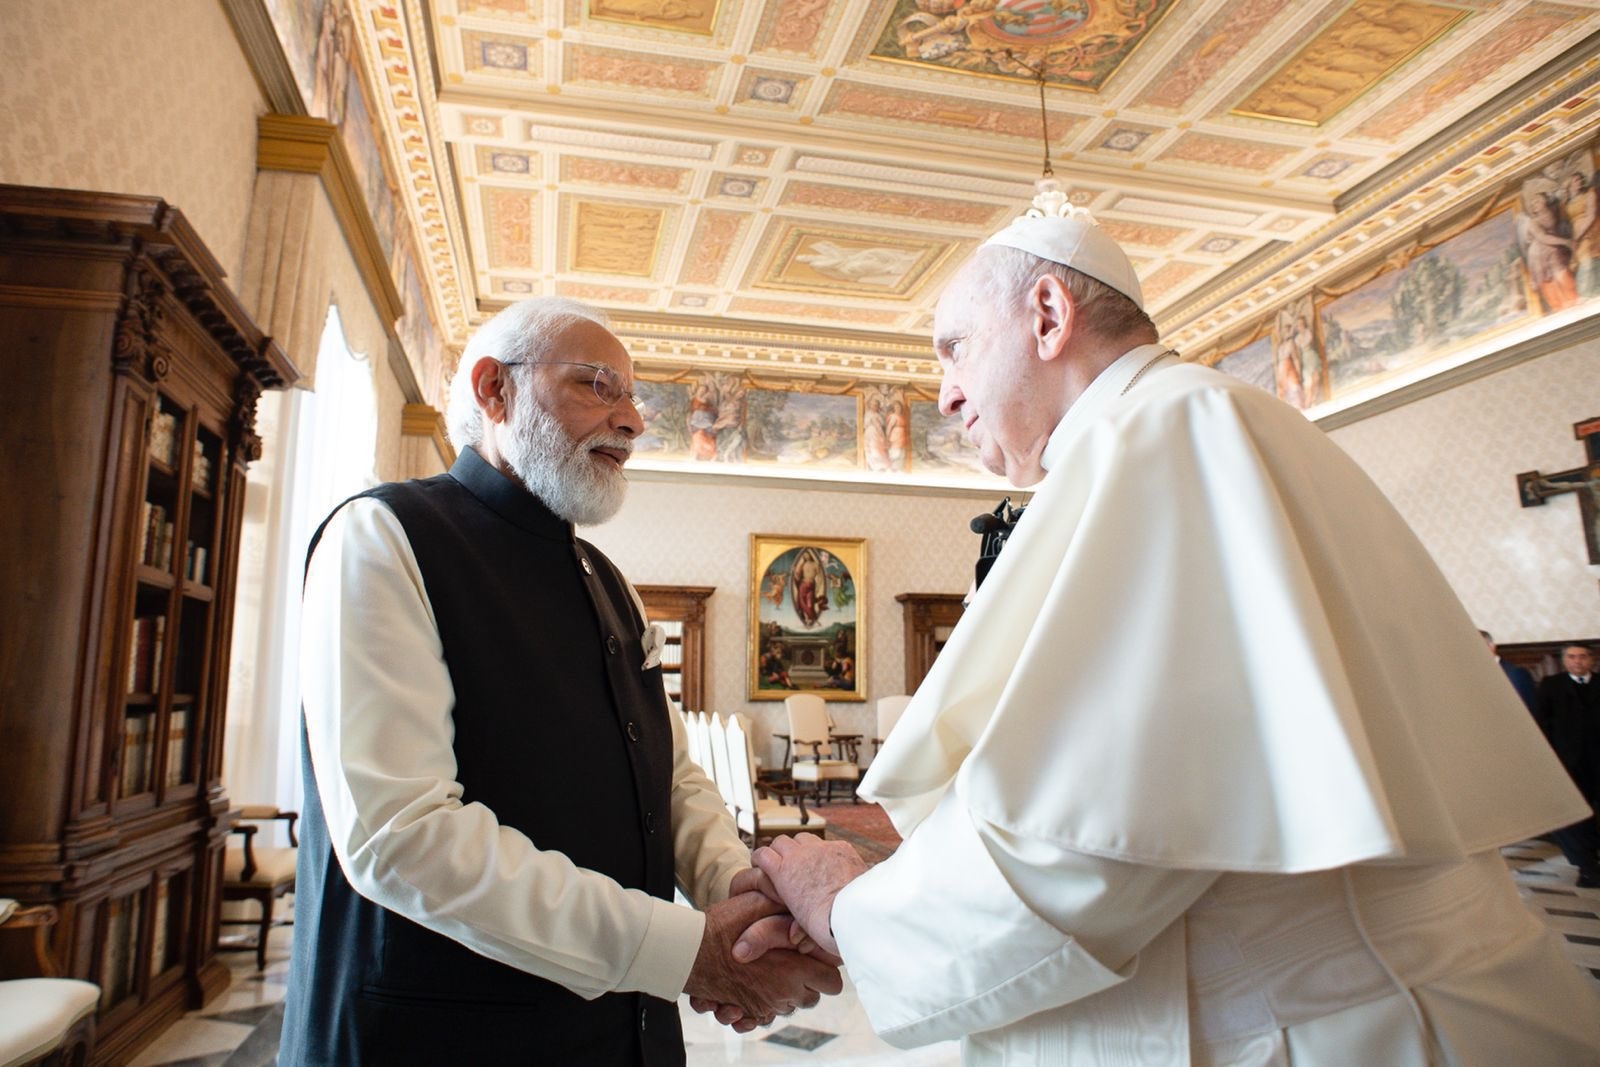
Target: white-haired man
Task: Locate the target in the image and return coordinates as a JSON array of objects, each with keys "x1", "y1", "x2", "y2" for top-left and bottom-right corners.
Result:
[
  {"x1": 739, "y1": 190, "x2": 1600, "y2": 1064},
  {"x1": 281, "y1": 298, "x2": 839, "y2": 1065}
]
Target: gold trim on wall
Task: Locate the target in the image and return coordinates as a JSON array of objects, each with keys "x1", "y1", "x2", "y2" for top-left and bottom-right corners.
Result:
[
  {"x1": 401, "y1": 402, "x2": 455, "y2": 468},
  {"x1": 256, "y1": 114, "x2": 405, "y2": 328}
]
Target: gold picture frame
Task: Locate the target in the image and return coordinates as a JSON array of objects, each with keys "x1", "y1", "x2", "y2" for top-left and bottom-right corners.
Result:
[{"x1": 748, "y1": 534, "x2": 865, "y2": 702}]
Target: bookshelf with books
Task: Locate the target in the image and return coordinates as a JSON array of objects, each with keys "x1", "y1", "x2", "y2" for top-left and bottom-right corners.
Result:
[
  {"x1": 635, "y1": 586, "x2": 714, "y2": 712},
  {"x1": 0, "y1": 185, "x2": 297, "y2": 1063}
]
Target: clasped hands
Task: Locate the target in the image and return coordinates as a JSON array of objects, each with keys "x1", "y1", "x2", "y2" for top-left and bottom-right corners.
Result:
[{"x1": 685, "y1": 834, "x2": 868, "y2": 1032}]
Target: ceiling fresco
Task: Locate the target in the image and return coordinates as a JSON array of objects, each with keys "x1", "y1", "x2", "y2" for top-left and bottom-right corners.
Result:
[{"x1": 338, "y1": 0, "x2": 1600, "y2": 385}]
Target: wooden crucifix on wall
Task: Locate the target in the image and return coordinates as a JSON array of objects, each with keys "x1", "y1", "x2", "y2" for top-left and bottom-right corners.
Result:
[{"x1": 1517, "y1": 415, "x2": 1600, "y2": 565}]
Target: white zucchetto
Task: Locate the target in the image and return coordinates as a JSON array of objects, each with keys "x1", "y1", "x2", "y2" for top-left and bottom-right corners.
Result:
[{"x1": 983, "y1": 179, "x2": 1145, "y2": 310}]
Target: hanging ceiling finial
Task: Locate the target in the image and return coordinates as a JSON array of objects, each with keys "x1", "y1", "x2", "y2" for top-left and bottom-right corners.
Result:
[{"x1": 1004, "y1": 50, "x2": 1091, "y2": 222}]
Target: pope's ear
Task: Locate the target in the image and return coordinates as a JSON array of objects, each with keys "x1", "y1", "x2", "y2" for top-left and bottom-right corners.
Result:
[
  {"x1": 470, "y1": 357, "x2": 511, "y2": 425},
  {"x1": 1031, "y1": 274, "x2": 1074, "y2": 362}
]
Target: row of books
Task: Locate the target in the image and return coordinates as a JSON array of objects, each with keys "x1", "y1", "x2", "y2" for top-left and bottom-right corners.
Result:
[
  {"x1": 185, "y1": 541, "x2": 209, "y2": 584},
  {"x1": 139, "y1": 502, "x2": 175, "y2": 570},
  {"x1": 126, "y1": 616, "x2": 166, "y2": 695},
  {"x1": 148, "y1": 410, "x2": 179, "y2": 467},
  {"x1": 148, "y1": 410, "x2": 215, "y2": 491},
  {"x1": 120, "y1": 705, "x2": 192, "y2": 796},
  {"x1": 139, "y1": 502, "x2": 210, "y2": 583}
]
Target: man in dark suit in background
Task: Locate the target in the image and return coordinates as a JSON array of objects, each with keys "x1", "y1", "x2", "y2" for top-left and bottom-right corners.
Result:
[
  {"x1": 1481, "y1": 630, "x2": 1537, "y2": 713},
  {"x1": 1535, "y1": 644, "x2": 1600, "y2": 887}
]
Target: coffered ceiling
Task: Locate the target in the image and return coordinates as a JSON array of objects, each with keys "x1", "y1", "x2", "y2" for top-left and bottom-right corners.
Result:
[{"x1": 351, "y1": 0, "x2": 1600, "y2": 378}]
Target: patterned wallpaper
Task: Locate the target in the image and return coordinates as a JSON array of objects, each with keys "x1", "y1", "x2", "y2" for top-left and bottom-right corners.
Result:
[
  {"x1": 1329, "y1": 337, "x2": 1600, "y2": 644},
  {"x1": 584, "y1": 479, "x2": 986, "y2": 767},
  {"x1": 0, "y1": 0, "x2": 265, "y2": 280}
]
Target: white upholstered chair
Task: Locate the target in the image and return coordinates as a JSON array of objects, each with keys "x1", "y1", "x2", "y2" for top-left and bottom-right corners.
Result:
[
  {"x1": 704, "y1": 713, "x2": 741, "y2": 814},
  {"x1": 680, "y1": 708, "x2": 705, "y2": 772},
  {"x1": 784, "y1": 694, "x2": 859, "y2": 803},
  {"x1": 0, "y1": 902, "x2": 98, "y2": 1067},
  {"x1": 873, "y1": 694, "x2": 912, "y2": 757},
  {"x1": 720, "y1": 714, "x2": 825, "y2": 846}
]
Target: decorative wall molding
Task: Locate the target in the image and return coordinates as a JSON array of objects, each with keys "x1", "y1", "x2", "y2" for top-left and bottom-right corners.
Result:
[
  {"x1": 401, "y1": 401, "x2": 454, "y2": 468},
  {"x1": 256, "y1": 114, "x2": 404, "y2": 327}
]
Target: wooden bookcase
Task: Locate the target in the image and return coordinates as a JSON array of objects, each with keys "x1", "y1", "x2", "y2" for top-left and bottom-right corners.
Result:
[
  {"x1": 0, "y1": 185, "x2": 296, "y2": 1064},
  {"x1": 635, "y1": 586, "x2": 714, "y2": 712},
  {"x1": 895, "y1": 593, "x2": 967, "y2": 693}
]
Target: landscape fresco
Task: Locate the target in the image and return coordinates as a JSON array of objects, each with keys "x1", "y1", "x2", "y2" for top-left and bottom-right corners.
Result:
[
  {"x1": 910, "y1": 399, "x2": 987, "y2": 474},
  {"x1": 633, "y1": 380, "x2": 692, "y2": 459},
  {"x1": 1320, "y1": 208, "x2": 1528, "y2": 394},
  {"x1": 1212, "y1": 336, "x2": 1274, "y2": 395},
  {"x1": 745, "y1": 389, "x2": 860, "y2": 469}
]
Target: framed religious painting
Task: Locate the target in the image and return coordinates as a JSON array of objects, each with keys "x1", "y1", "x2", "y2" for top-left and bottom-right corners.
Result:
[{"x1": 748, "y1": 534, "x2": 866, "y2": 702}]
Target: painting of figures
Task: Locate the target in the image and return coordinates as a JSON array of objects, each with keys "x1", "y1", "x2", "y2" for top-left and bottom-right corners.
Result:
[
  {"x1": 745, "y1": 389, "x2": 859, "y2": 468},
  {"x1": 1516, "y1": 145, "x2": 1600, "y2": 313},
  {"x1": 910, "y1": 400, "x2": 987, "y2": 476},
  {"x1": 1319, "y1": 208, "x2": 1529, "y2": 395},
  {"x1": 685, "y1": 372, "x2": 748, "y2": 462},
  {"x1": 871, "y1": 0, "x2": 1177, "y2": 90},
  {"x1": 1211, "y1": 336, "x2": 1275, "y2": 395},
  {"x1": 861, "y1": 384, "x2": 911, "y2": 472},
  {"x1": 1273, "y1": 296, "x2": 1326, "y2": 409},
  {"x1": 633, "y1": 380, "x2": 692, "y2": 459},
  {"x1": 749, "y1": 535, "x2": 864, "y2": 701}
]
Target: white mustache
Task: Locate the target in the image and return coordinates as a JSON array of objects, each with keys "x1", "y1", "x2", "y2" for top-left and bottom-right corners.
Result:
[{"x1": 585, "y1": 432, "x2": 634, "y2": 458}]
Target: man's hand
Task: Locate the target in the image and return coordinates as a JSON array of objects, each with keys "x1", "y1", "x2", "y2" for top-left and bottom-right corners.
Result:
[
  {"x1": 745, "y1": 835, "x2": 867, "y2": 959},
  {"x1": 684, "y1": 887, "x2": 843, "y2": 1031}
]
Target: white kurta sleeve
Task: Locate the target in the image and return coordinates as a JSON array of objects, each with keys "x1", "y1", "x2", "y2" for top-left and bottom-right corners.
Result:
[
  {"x1": 301, "y1": 497, "x2": 716, "y2": 1001},
  {"x1": 832, "y1": 785, "x2": 1216, "y2": 1048},
  {"x1": 666, "y1": 695, "x2": 751, "y2": 907}
]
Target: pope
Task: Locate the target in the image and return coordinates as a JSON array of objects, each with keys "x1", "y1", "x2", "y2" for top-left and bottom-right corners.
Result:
[{"x1": 734, "y1": 184, "x2": 1600, "y2": 1065}]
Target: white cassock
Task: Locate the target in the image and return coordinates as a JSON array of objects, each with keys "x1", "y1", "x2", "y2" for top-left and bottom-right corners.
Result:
[{"x1": 836, "y1": 345, "x2": 1600, "y2": 1065}]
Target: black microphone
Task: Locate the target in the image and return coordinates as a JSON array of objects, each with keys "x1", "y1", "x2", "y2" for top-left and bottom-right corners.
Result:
[{"x1": 970, "y1": 513, "x2": 1008, "y2": 535}]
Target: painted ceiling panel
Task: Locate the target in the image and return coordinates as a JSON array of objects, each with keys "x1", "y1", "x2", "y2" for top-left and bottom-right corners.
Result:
[{"x1": 343, "y1": 0, "x2": 1600, "y2": 375}]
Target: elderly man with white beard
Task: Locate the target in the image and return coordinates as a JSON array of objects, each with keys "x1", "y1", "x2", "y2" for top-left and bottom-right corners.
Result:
[{"x1": 280, "y1": 298, "x2": 840, "y2": 1066}]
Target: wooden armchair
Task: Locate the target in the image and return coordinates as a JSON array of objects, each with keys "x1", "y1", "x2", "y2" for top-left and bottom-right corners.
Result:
[
  {"x1": 784, "y1": 694, "x2": 859, "y2": 803},
  {"x1": 0, "y1": 902, "x2": 97, "y2": 1067},
  {"x1": 220, "y1": 806, "x2": 298, "y2": 971}
]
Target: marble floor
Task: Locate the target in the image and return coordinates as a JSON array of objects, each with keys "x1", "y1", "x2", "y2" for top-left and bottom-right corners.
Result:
[{"x1": 132, "y1": 840, "x2": 1600, "y2": 1066}]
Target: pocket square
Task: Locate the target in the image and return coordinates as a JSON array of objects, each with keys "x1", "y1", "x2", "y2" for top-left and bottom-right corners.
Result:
[{"x1": 641, "y1": 624, "x2": 665, "y2": 670}]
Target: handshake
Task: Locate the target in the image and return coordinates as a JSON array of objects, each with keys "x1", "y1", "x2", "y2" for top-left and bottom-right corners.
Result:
[{"x1": 684, "y1": 833, "x2": 869, "y2": 1031}]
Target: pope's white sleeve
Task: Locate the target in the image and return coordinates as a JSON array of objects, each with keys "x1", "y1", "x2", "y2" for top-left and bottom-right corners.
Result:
[
  {"x1": 300, "y1": 498, "x2": 705, "y2": 1001},
  {"x1": 831, "y1": 785, "x2": 1216, "y2": 1048}
]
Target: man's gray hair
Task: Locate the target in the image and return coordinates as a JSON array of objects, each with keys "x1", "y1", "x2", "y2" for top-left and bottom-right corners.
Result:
[
  {"x1": 445, "y1": 297, "x2": 611, "y2": 450},
  {"x1": 980, "y1": 244, "x2": 1156, "y2": 342}
]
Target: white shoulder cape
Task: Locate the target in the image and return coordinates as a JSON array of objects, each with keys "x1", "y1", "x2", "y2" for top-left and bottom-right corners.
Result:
[{"x1": 863, "y1": 351, "x2": 1587, "y2": 872}]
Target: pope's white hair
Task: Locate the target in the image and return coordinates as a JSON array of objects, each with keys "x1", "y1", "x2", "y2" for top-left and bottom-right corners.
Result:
[
  {"x1": 977, "y1": 245, "x2": 1155, "y2": 342},
  {"x1": 446, "y1": 297, "x2": 611, "y2": 450}
]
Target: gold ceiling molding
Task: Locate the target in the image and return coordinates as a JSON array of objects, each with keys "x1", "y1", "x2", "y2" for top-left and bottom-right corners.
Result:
[
  {"x1": 627, "y1": 344, "x2": 942, "y2": 383},
  {"x1": 364, "y1": 0, "x2": 471, "y2": 340},
  {"x1": 256, "y1": 114, "x2": 405, "y2": 327},
  {"x1": 1165, "y1": 67, "x2": 1600, "y2": 355}
]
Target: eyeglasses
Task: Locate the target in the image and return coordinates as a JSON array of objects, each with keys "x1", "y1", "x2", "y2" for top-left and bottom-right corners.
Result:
[{"x1": 500, "y1": 360, "x2": 640, "y2": 407}]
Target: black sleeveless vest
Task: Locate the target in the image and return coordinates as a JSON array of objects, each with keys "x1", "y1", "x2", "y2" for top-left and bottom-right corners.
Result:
[{"x1": 279, "y1": 448, "x2": 683, "y2": 1065}]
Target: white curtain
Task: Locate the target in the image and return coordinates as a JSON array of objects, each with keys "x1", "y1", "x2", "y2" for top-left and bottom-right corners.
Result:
[{"x1": 223, "y1": 305, "x2": 377, "y2": 844}]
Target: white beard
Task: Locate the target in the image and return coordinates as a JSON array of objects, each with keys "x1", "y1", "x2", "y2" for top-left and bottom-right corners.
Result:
[{"x1": 501, "y1": 398, "x2": 630, "y2": 526}]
